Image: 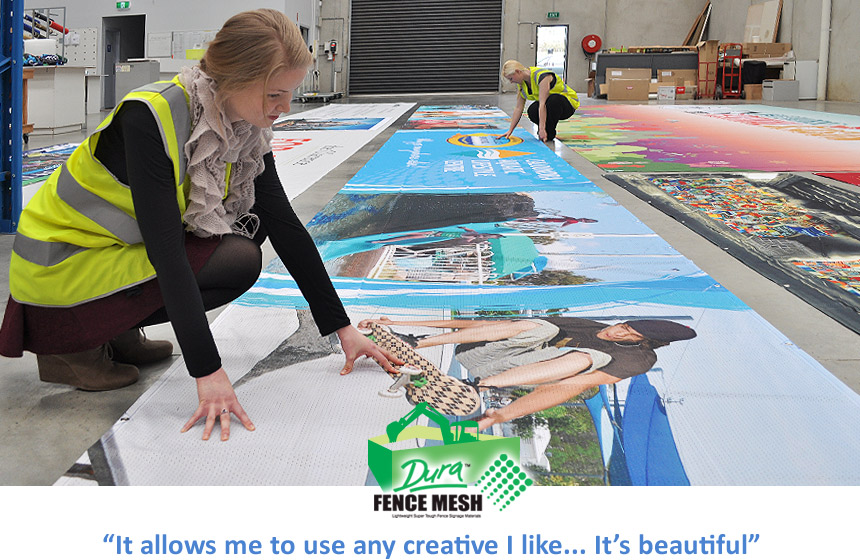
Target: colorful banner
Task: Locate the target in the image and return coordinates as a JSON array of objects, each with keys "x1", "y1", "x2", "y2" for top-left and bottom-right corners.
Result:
[
  {"x1": 557, "y1": 104, "x2": 860, "y2": 172},
  {"x1": 606, "y1": 172, "x2": 860, "y2": 334},
  {"x1": 22, "y1": 142, "x2": 77, "y2": 186},
  {"x1": 55, "y1": 107, "x2": 860, "y2": 487},
  {"x1": 343, "y1": 130, "x2": 592, "y2": 193}
]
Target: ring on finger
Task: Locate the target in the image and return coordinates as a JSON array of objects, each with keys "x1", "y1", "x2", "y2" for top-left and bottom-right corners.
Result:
[{"x1": 220, "y1": 408, "x2": 229, "y2": 415}]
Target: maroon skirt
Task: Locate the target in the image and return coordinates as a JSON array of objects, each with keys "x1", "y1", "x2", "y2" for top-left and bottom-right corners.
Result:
[{"x1": 0, "y1": 233, "x2": 220, "y2": 357}]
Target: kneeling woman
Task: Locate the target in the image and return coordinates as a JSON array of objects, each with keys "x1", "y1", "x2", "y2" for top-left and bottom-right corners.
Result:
[
  {"x1": 0, "y1": 9, "x2": 398, "y2": 441},
  {"x1": 501, "y1": 59, "x2": 579, "y2": 142}
]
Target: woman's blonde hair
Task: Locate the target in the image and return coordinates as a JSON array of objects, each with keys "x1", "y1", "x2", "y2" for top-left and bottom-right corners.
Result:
[
  {"x1": 502, "y1": 59, "x2": 528, "y2": 80},
  {"x1": 200, "y1": 9, "x2": 312, "y2": 100}
]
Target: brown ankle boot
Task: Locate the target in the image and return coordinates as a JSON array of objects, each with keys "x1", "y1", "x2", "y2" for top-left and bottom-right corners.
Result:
[
  {"x1": 109, "y1": 328, "x2": 173, "y2": 365},
  {"x1": 37, "y1": 345, "x2": 139, "y2": 391}
]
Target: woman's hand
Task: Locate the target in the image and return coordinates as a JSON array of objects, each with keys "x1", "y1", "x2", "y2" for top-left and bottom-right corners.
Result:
[
  {"x1": 181, "y1": 368, "x2": 255, "y2": 441},
  {"x1": 538, "y1": 127, "x2": 548, "y2": 141},
  {"x1": 477, "y1": 408, "x2": 504, "y2": 431},
  {"x1": 336, "y1": 324, "x2": 404, "y2": 375}
]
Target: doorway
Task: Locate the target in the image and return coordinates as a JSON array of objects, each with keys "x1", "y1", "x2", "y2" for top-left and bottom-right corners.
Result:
[
  {"x1": 535, "y1": 25, "x2": 569, "y2": 81},
  {"x1": 102, "y1": 14, "x2": 145, "y2": 109}
]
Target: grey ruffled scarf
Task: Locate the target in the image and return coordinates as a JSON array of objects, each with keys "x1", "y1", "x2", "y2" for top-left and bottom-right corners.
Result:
[{"x1": 178, "y1": 66, "x2": 273, "y2": 238}]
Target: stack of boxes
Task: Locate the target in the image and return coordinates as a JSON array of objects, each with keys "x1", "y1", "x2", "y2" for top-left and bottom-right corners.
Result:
[
  {"x1": 604, "y1": 68, "x2": 650, "y2": 101},
  {"x1": 595, "y1": 40, "x2": 794, "y2": 102},
  {"x1": 656, "y1": 69, "x2": 698, "y2": 100}
]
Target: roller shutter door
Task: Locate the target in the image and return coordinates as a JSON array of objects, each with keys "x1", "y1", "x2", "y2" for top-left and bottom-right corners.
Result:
[{"x1": 349, "y1": 0, "x2": 503, "y2": 94}]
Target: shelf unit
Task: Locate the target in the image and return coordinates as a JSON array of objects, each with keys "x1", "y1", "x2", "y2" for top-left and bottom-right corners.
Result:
[
  {"x1": 24, "y1": 7, "x2": 67, "y2": 60},
  {"x1": 2, "y1": 0, "x2": 25, "y2": 233}
]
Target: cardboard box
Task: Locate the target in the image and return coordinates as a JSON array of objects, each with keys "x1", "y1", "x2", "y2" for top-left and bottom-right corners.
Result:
[
  {"x1": 762, "y1": 79, "x2": 799, "y2": 101},
  {"x1": 674, "y1": 85, "x2": 698, "y2": 100},
  {"x1": 657, "y1": 69, "x2": 698, "y2": 86},
  {"x1": 599, "y1": 83, "x2": 609, "y2": 96},
  {"x1": 607, "y1": 78, "x2": 650, "y2": 100},
  {"x1": 587, "y1": 70, "x2": 596, "y2": 97},
  {"x1": 605, "y1": 67, "x2": 652, "y2": 81},
  {"x1": 742, "y1": 42, "x2": 792, "y2": 58},
  {"x1": 696, "y1": 40, "x2": 720, "y2": 63},
  {"x1": 657, "y1": 85, "x2": 676, "y2": 101},
  {"x1": 744, "y1": 84, "x2": 762, "y2": 100}
]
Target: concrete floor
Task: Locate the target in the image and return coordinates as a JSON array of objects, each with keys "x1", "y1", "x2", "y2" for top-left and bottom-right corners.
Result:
[{"x1": 2, "y1": 93, "x2": 860, "y2": 485}]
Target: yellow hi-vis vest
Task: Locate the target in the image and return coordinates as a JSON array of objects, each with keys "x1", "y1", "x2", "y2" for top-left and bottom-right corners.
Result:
[
  {"x1": 518, "y1": 66, "x2": 580, "y2": 111},
  {"x1": 10, "y1": 76, "x2": 200, "y2": 307}
]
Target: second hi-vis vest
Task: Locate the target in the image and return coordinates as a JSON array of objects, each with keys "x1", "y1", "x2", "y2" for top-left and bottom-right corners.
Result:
[
  {"x1": 10, "y1": 76, "x2": 208, "y2": 307},
  {"x1": 518, "y1": 67, "x2": 580, "y2": 111}
]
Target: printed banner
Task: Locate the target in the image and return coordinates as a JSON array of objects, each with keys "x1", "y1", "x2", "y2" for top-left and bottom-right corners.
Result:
[
  {"x1": 606, "y1": 172, "x2": 860, "y2": 334},
  {"x1": 22, "y1": 142, "x2": 78, "y2": 186},
  {"x1": 557, "y1": 104, "x2": 860, "y2": 172},
  {"x1": 342, "y1": 130, "x2": 592, "y2": 193},
  {"x1": 272, "y1": 103, "x2": 413, "y2": 199},
  {"x1": 816, "y1": 172, "x2": 860, "y2": 187},
  {"x1": 55, "y1": 107, "x2": 860, "y2": 488}
]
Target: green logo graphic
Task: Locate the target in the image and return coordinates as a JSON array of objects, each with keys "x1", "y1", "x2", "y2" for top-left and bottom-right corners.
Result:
[
  {"x1": 477, "y1": 453, "x2": 534, "y2": 511},
  {"x1": 368, "y1": 403, "x2": 529, "y2": 506}
]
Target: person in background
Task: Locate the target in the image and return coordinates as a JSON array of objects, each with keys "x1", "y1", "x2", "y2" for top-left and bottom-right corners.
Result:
[
  {"x1": 0, "y1": 9, "x2": 400, "y2": 441},
  {"x1": 500, "y1": 59, "x2": 580, "y2": 142}
]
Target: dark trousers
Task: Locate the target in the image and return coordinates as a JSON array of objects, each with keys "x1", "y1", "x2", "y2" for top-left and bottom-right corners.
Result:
[{"x1": 527, "y1": 94, "x2": 575, "y2": 140}]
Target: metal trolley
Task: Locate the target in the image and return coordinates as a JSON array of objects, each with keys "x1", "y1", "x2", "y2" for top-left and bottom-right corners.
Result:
[{"x1": 717, "y1": 43, "x2": 743, "y2": 99}]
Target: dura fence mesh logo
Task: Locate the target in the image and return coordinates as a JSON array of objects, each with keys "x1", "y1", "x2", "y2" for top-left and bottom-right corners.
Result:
[{"x1": 369, "y1": 403, "x2": 529, "y2": 511}]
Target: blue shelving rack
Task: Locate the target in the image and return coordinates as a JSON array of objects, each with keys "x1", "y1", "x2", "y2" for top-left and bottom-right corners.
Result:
[{"x1": 1, "y1": 0, "x2": 24, "y2": 233}]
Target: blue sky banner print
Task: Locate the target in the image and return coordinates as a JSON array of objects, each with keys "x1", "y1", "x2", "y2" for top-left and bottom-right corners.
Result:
[{"x1": 342, "y1": 130, "x2": 593, "y2": 193}]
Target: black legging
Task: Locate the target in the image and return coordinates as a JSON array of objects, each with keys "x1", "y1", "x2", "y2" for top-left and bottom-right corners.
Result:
[
  {"x1": 527, "y1": 94, "x2": 575, "y2": 141},
  {"x1": 136, "y1": 234, "x2": 263, "y2": 328}
]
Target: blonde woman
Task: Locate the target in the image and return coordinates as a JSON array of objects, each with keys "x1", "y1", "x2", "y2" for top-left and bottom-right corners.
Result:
[
  {"x1": 0, "y1": 10, "x2": 399, "y2": 441},
  {"x1": 501, "y1": 59, "x2": 580, "y2": 141}
]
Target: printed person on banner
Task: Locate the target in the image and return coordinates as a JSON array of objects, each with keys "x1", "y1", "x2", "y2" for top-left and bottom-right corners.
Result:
[{"x1": 358, "y1": 316, "x2": 696, "y2": 431}]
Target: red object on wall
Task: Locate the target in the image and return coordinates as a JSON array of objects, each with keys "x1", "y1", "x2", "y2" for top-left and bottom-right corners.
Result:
[{"x1": 581, "y1": 34, "x2": 602, "y2": 55}]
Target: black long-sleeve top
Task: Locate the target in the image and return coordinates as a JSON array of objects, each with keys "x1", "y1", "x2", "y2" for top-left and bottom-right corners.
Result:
[{"x1": 94, "y1": 101, "x2": 350, "y2": 377}]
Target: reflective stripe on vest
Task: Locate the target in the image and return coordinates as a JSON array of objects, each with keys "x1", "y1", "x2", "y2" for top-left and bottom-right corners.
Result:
[
  {"x1": 9, "y1": 76, "x2": 192, "y2": 307},
  {"x1": 519, "y1": 67, "x2": 580, "y2": 110},
  {"x1": 54, "y1": 164, "x2": 143, "y2": 245},
  {"x1": 12, "y1": 232, "x2": 86, "y2": 268},
  {"x1": 224, "y1": 162, "x2": 232, "y2": 199},
  {"x1": 128, "y1": 79, "x2": 191, "y2": 183}
]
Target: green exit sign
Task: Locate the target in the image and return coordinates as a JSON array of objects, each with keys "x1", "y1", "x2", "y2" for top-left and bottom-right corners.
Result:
[
  {"x1": 547, "y1": 12, "x2": 560, "y2": 19},
  {"x1": 116, "y1": 1, "x2": 130, "y2": 9}
]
